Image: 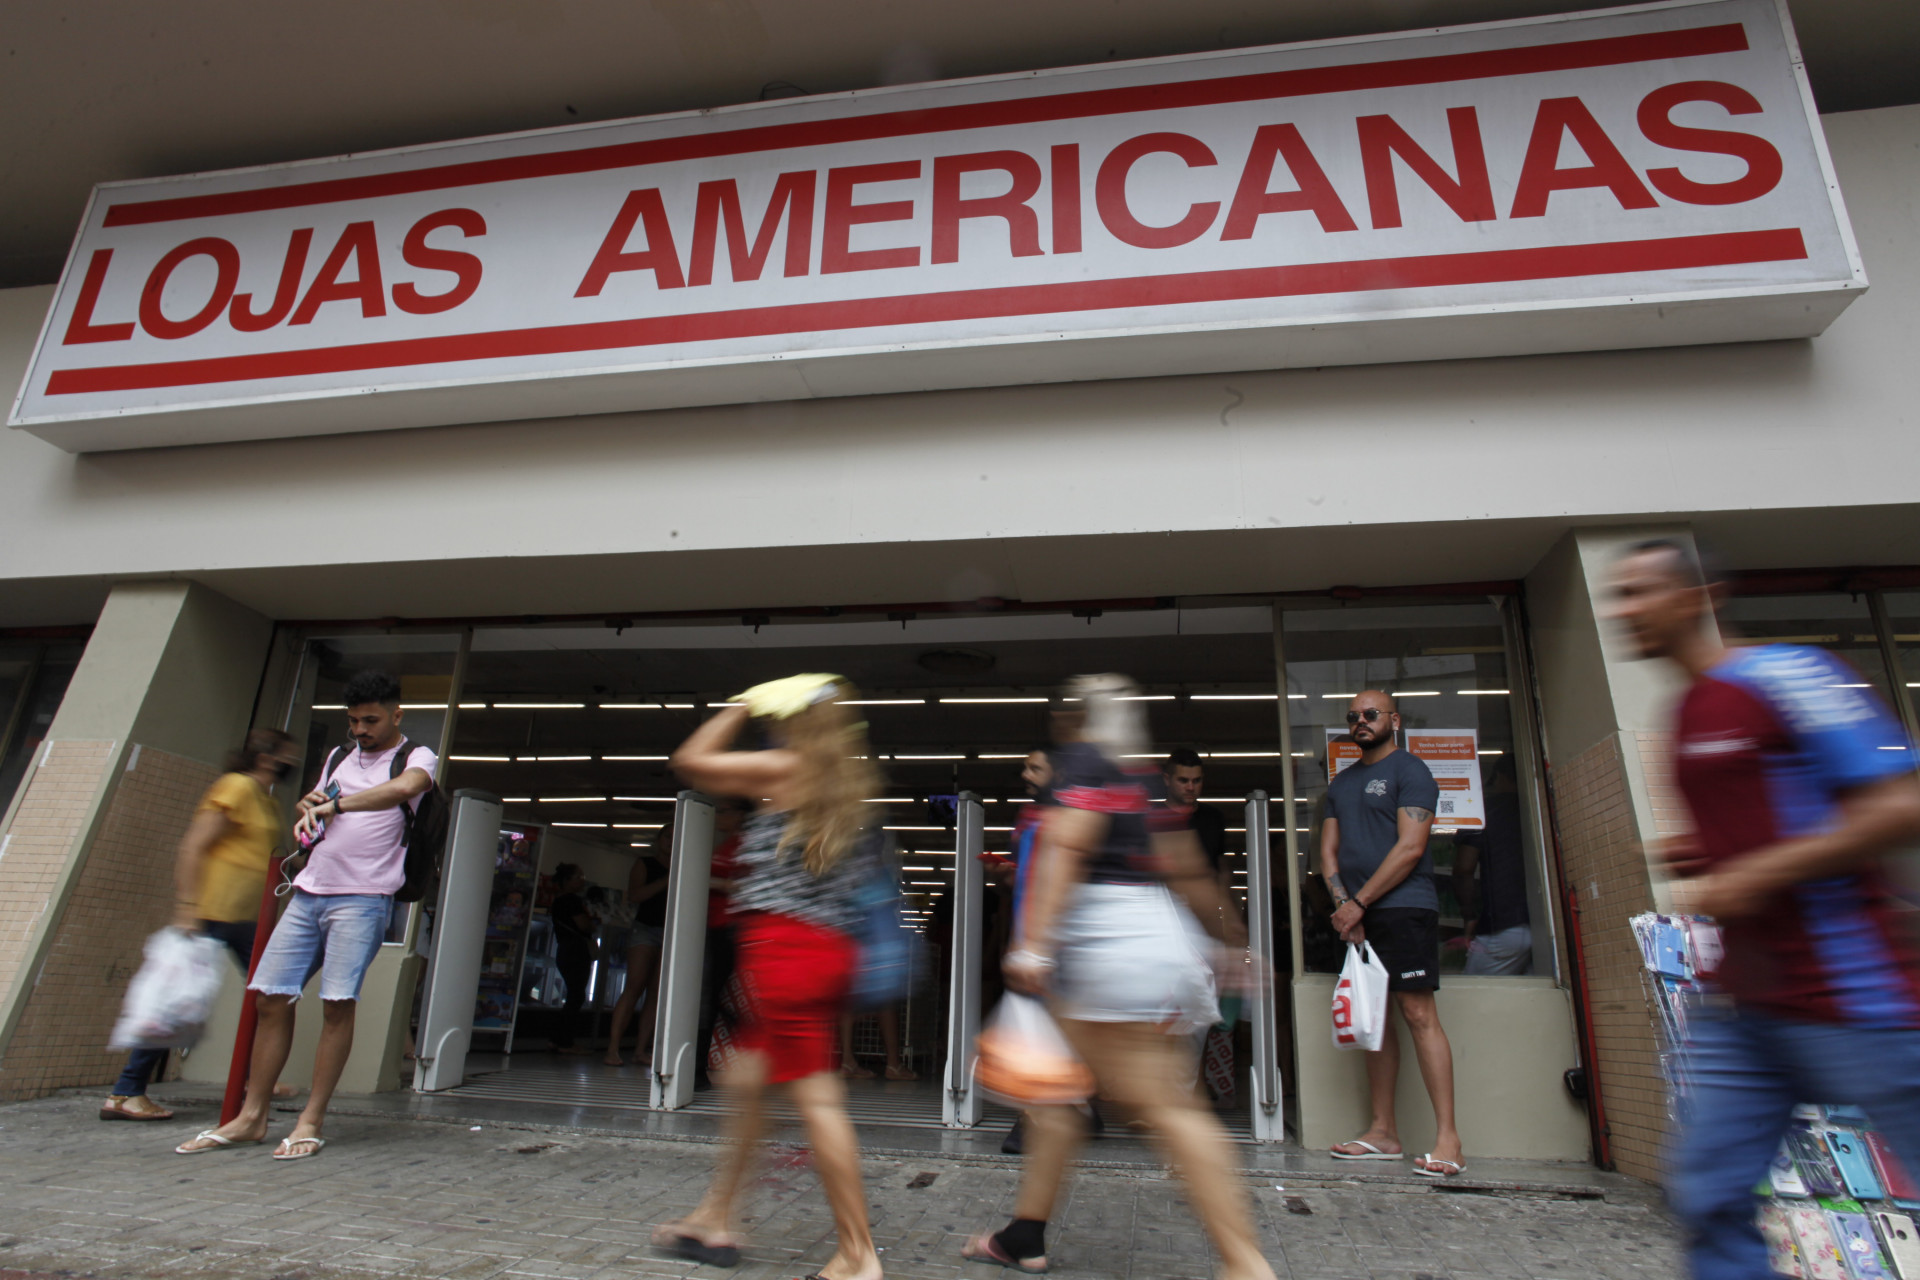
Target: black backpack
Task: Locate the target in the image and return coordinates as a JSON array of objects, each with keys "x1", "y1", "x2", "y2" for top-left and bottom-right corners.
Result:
[{"x1": 318, "y1": 737, "x2": 449, "y2": 903}]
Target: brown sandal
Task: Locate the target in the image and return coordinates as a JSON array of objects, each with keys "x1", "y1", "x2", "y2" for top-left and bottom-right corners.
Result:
[{"x1": 100, "y1": 1095, "x2": 174, "y2": 1122}]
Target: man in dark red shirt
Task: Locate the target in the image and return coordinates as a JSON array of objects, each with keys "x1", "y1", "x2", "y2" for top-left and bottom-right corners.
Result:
[{"x1": 1609, "y1": 540, "x2": 1920, "y2": 1280}]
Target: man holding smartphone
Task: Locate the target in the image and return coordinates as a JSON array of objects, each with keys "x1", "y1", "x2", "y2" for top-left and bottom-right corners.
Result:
[
  {"x1": 174, "y1": 670, "x2": 436, "y2": 1160},
  {"x1": 1321, "y1": 690, "x2": 1465, "y2": 1178},
  {"x1": 1608, "y1": 540, "x2": 1920, "y2": 1280}
]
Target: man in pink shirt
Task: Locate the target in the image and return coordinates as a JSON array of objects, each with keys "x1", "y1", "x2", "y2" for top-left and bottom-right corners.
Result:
[{"x1": 175, "y1": 670, "x2": 436, "y2": 1160}]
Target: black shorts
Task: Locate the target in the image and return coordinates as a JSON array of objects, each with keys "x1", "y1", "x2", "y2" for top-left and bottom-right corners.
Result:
[{"x1": 1365, "y1": 908, "x2": 1440, "y2": 992}]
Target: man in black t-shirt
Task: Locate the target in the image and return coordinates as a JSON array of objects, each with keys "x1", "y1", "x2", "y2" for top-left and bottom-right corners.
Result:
[
  {"x1": 1162, "y1": 748, "x2": 1231, "y2": 898},
  {"x1": 1320, "y1": 691, "x2": 1465, "y2": 1178}
]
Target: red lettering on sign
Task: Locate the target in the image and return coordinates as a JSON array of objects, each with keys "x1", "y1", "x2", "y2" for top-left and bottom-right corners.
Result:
[
  {"x1": 1358, "y1": 107, "x2": 1495, "y2": 229},
  {"x1": 1098, "y1": 133, "x2": 1221, "y2": 249},
  {"x1": 1638, "y1": 81, "x2": 1782, "y2": 206},
  {"x1": 1510, "y1": 96, "x2": 1657, "y2": 218},
  {"x1": 229, "y1": 229, "x2": 314, "y2": 333},
  {"x1": 139, "y1": 238, "x2": 242, "y2": 340},
  {"x1": 290, "y1": 222, "x2": 389, "y2": 323},
  {"x1": 1050, "y1": 144, "x2": 1082, "y2": 255},
  {"x1": 62, "y1": 249, "x2": 135, "y2": 345},
  {"x1": 393, "y1": 209, "x2": 486, "y2": 315},
  {"x1": 823, "y1": 161, "x2": 922, "y2": 274},
  {"x1": 576, "y1": 190, "x2": 685, "y2": 296},
  {"x1": 931, "y1": 151, "x2": 1044, "y2": 265},
  {"x1": 1220, "y1": 124, "x2": 1356, "y2": 239},
  {"x1": 688, "y1": 173, "x2": 816, "y2": 287}
]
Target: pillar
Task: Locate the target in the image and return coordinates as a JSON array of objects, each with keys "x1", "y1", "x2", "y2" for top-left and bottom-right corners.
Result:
[
  {"x1": 1524, "y1": 525, "x2": 1700, "y2": 1179},
  {"x1": 0, "y1": 581, "x2": 271, "y2": 1099}
]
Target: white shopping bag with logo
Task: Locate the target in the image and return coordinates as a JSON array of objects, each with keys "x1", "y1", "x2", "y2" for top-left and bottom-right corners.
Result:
[{"x1": 1331, "y1": 942, "x2": 1389, "y2": 1052}]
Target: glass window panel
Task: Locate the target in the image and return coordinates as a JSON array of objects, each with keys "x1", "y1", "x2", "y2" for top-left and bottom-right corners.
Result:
[
  {"x1": 0, "y1": 641, "x2": 86, "y2": 815},
  {"x1": 1283, "y1": 603, "x2": 1545, "y2": 979},
  {"x1": 1718, "y1": 594, "x2": 1894, "y2": 705},
  {"x1": 1874, "y1": 591, "x2": 1920, "y2": 731}
]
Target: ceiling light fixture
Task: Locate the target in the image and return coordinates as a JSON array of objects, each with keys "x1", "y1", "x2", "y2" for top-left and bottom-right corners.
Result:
[
  {"x1": 939, "y1": 697, "x2": 1048, "y2": 704},
  {"x1": 493, "y1": 702, "x2": 586, "y2": 710}
]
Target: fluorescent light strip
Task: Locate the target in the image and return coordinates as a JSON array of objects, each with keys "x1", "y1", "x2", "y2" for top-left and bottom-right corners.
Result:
[
  {"x1": 1395, "y1": 691, "x2": 1441, "y2": 697},
  {"x1": 985, "y1": 826, "x2": 1014, "y2": 832},
  {"x1": 1121, "y1": 753, "x2": 1169, "y2": 759},
  {"x1": 523, "y1": 755, "x2": 590, "y2": 762},
  {"x1": 1320, "y1": 693, "x2": 1358, "y2": 699},
  {"x1": 1207, "y1": 751, "x2": 1281, "y2": 758},
  {"x1": 707, "y1": 701, "x2": 744, "y2": 708},
  {"x1": 1478, "y1": 750, "x2": 1505, "y2": 756},
  {"x1": 844, "y1": 699, "x2": 927, "y2": 706},
  {"x1": 1459, "y1": 689, "x2": 1510, "y2": 696},
  {"x1": 1829, "y1": 683, "x2": 1870, "y2": 689},
  {"x1": 493, "y1": 702, "x2": 585, "y2": 709},
  {"x1": 553, "y1": 822, "x2": 607, "y2": 828},
  {"x1": 1116, "y1": 695, "x2": 1175, "y2": 701},
  {"x1": 538, "y1": 796, "x2": 606, "y2": 803},
  {"x1": 885, "y1": 825, "x2": 949, "y2": 831},
  {"x1": 399, "y1": 703, "x2": 448, "y2": 710},
  {"x1": 503, "y1": 797, "x2": 531, "y2": 803},
  {"x1": 311, "y1": 704, "x2": 345, "y2": 710},
  {"x1": 613, "y1": 823, "x2": 663, "y2": 829},
  {"x1": 939, "y1": 697, "x2": 1048, "y2": 704},
  {"x1": 909, "y1": 880, "x2": 948, "y2": 886},
  {"x1": 1191, "y1": 694, "x2": 1277, "y2": 701},
  {"x1": 599, "y1": 703, "x2": 662, "y2": 709},
  {"x1": 891, "y1": 754, "x2": 966, "y2": 760},
  {"x1": 603, "y1": 755, "x2": 669, "y2": 761},
  {"x1": 613, "y1": 795, "x2": 679, "y2": 802},
  {"x1": 450, "y1": 755, "x2": 511, "y2": 762},
  {"x1": 458, "y1": 702, "x2": 488, "y2": 709},
  {"x1": 901, "y1": 865, "x2": 939, "y2": 871}
]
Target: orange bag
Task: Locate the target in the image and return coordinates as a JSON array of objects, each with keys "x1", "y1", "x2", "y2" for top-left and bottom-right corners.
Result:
[{"x1": 974, "y1": 994, "x2": 1095, "y2": 1107}]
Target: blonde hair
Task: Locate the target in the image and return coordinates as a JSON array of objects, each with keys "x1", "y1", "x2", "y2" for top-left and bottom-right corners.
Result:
[
  {"x1": 772, "y1": 679, "x2": 883, "y2": 875},
  {"x1": 1066, "y1": 673, "x2": 1151, "y2": 763}
]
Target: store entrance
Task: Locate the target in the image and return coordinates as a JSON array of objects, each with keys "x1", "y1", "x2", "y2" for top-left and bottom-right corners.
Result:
[{"x1": 372, "y1": 602, "x2": 1287, "y2": 1133}]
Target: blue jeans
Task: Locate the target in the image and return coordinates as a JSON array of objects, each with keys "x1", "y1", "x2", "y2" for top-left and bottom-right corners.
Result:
[
  {"x1": 247, "y1": 890, "x2": 390, "y2": 1002},
  {"x1": 1669, "y1": 1004, "x2": 1920, "y2": 1280},
  {"x1": 112, "y1": 919, "x2": 255, "y2": 1097}
]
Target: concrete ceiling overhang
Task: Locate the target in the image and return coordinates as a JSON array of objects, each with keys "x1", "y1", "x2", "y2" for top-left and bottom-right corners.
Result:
[{"x1": 5, "y1": 0, "x2": 1917, "y2": 289}]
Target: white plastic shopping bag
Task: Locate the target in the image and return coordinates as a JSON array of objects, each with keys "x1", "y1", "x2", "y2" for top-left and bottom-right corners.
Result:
[
  {"x1": 108, "y1": 927, "x2": 229, "y2": 1050},
  {"x1": 1331, "y1": 942, "x2": 1389, "y2": 1052},
  {"x1": 974, "y1": 993, "x2": 1096, "y2": 1107}
]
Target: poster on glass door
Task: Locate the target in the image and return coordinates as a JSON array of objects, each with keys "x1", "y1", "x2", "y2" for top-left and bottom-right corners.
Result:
[{"x1": 1324, "y1": 727, "x2": 1484, "y2": 830}]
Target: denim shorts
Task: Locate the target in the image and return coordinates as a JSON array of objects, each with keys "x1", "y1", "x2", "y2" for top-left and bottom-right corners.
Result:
[{"x1": 248, "y1": 890, "x2": 391, "y2": 1002}]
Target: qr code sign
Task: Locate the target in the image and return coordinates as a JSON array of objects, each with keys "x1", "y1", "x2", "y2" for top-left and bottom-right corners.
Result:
[{"x1": 1439, "y1": 800, "x2": 1455, "y2": 814}]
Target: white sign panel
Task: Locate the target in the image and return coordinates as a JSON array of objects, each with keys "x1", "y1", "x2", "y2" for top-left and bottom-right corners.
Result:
[
  {"x1": 1405, "y1": 729, "x2": 1487, "y2": 830},
  {"x1": 10, "y1": 0, "x2": 1863, "y2": 451}
]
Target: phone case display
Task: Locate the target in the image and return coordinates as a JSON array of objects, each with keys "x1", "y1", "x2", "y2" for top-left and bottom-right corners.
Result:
[
  {"x1": 474, "y1": 824, "x2": 542, "y2": 1033},
  {"x1": 1633, "y1": 913, "x2": 1920, "y2": 1279}
]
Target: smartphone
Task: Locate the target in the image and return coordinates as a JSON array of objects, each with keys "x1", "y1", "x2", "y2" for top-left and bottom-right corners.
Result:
[
  {"x1": 1760, "y1": 1202, "x2": 1805, "y2": 1277},
  {"x1": 1791, "y1": 1125, "x2": 1848, "y2": 1199},
  {"x1": 1774, "y1": 1141, "x2": 1814, "y2": 1198},
  {"x1": 1871, "y1": 1134, "x2": 1920, "y2": 1203},
  {"x1": 1831, "y1": 1130, "x2": 1888, "y2": 1203},
  {"x1": 1790, "y1": 1205, "x2": 1852, "y2": 1280},
  {"x1": 1873, "y1": 1212, "x2": 1920, "y2": 1280},
  {"x1": 297, "y1": 780, "x2": 342, "y2": 850},
  {"x1": 1830, "y1": 1210, "x2": 1893, "y2": 1280}
]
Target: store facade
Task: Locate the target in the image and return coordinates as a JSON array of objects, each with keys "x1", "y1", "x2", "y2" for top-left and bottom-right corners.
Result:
[{"x1": 2, "y1": 0, "x2": 1918, "y2": 1180}]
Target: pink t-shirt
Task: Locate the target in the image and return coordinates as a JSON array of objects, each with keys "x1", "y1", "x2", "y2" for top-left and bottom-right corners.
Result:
[{"x1": 294, "y1": 740, "x2": 438, "y2": 896}]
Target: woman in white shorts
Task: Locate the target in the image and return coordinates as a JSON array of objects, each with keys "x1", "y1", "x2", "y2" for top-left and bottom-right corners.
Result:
[{"x1": 962, "y1": 675, "x2": 1275, "y2": 1280}]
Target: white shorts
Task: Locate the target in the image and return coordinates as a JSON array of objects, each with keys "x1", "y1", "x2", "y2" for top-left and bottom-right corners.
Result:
[{"x1": 1052, "y1": 882, "x2": 1219, "y2": 1035}]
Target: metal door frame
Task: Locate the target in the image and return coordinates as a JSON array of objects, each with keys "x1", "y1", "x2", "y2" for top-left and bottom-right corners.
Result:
[
  {"x1": 413, "y1": 789, "x2": 501, "y2": 1092},
  {"x1": 1243, "y1": 791, "x2": 1285, "y2": 1141},
  {"x1": 650, "y1": 791, "x2": 715, "y2": 1110},
  {"x1": 942, "y1": 791, "x2": 986, "y2": 1128}
]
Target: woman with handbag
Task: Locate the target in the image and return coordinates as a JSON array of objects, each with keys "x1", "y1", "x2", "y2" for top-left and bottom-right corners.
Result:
[
  {"x1": 963, "y1": 674, "x2": 1275, "y2": 1280},
  {"x1": 649, "y1": 674, "x2": 887, "y2": 1280}
]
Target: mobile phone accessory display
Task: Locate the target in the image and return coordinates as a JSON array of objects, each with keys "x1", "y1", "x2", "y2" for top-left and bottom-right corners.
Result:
[
  {"x1": 1789, "y1": 1206, "x2": 1852, "y2": 1280},
  {"x1": 1871, "y1": 1135, "x2": 1920, "y2": 1205},
  {"x1": 1873, "y1": 1212, "x2": 1920, "y2": 1280},
  {"x1": 1774, "y1": 1143, "x2": 1815, "y2": 1198},
  {"x1": 1832, "y1": 1131, "x2": 1889, "y2": 1203},
  {"x1": 1829, "y1": 1209, "x2": 1893, "y2": 1280}
]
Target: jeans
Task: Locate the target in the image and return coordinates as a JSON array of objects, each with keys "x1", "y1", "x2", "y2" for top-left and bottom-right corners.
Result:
[
  {"x1": 1669, "y1": 1004, "x2": 1920, "y2": 1280},
  {"x1": 248, "y1": 890, "x2": 391, "y2": 1002},
  {"x1": 113, "y1": 919, "x2": 255, "y2": 1097},
  {"x1": 1463, "y1": 923, "x2": 1533, "y2": 975}
]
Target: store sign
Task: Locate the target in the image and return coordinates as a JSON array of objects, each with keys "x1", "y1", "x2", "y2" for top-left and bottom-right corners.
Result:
[
  {"x1": 10, "y1": 0, "x2": 1863, "y2": 451},
  {"x1": 1326, "y1": 727, "x2": 1485, "y2": 829}
]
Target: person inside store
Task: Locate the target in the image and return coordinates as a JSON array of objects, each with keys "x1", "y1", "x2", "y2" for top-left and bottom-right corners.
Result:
[
  {"x1": 694, "y1": 797, "x2": 750, "y2": 1087},
  {"x1": 839, "y1": 1005, "x2": 915, "y2": 1082},
  {"x1": 964, "y1": 675, "x2": 1272, "y2": 1280},
  {"x1": 1162, "y1": 747, "x2": 1231, "y2": 896},
  {"x1": 649, "y1": 674, "x2": 890, "y2": 1280},
  {"x1": 1448, "y1": 757, "x2": 1534, "y2": 975},
  {"x1": 548, "y1": 864, "x2": 598, "y2": 1055},
  {"x1": 605, "y1": 826, "x2": 671, "y2": 1066},
  {"x1": 1322, "y1": 690, "x2": 1466, "y2": 1178},
  {"x1": 101, "y1": 727, "x2": 299, "y2": 1122},
  {"x1": 1608, "y1": 539, "x2": 1920, "y2": 1280},
  {"x1": 175, "y1": 669, "x2": 437, "y2": 1160}
]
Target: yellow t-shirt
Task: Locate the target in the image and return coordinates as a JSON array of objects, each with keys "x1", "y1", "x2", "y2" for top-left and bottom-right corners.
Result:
[{"x1": 194, "y1": 772, "x2": 282, "y2": 923}]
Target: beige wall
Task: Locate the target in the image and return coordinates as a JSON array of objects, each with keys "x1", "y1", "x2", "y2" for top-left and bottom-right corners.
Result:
[
  {"x1": 1, "y1": 106, "x2": 1918, "y2": 627},
  {"x1": 0, "y1": 581, "x2": 271, "y2": 1099}
]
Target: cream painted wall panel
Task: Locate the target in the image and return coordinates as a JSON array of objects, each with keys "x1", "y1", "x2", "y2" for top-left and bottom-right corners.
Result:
[{"x1": 0, "y1": 105, "x2": 1914, "y2": 610}]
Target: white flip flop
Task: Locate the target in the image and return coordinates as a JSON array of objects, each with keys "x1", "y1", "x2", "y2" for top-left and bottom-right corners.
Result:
[
  {"x1": 175, "y1": 1129, "x2": 254, "y2": 1155},
  {"x1": 272, "y1": 1135, "x2": 327, "y2": 1161},
  {"x1": 1329, "y1": 1139, "x2": 1403, "y2": 1160},
  {"x1": 1412, "y1": 1153, "x2": 1466, "y2": 1178}
]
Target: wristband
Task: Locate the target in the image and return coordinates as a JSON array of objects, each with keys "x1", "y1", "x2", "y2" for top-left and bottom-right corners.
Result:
[{"x1": 1006, "y1": 948, "x2": 1056, "y2": 971}]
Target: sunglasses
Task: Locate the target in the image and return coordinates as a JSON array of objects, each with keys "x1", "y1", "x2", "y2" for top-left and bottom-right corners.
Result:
[{"x1": 1345, "y1": 708, "x2": 1391, "y2": 724}]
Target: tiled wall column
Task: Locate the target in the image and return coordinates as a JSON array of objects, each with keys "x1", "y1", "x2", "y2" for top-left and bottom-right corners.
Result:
[
  {"x1": 1524, "y1": 527, "x2": 1700, "y2": 1181},
  {"x1": 0, "y1": 582, "x2": 270, "y2": 1100}
]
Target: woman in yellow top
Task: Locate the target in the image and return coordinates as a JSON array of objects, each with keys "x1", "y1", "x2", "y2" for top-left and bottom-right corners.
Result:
[{"x1": 101, "y1": 727, "x2": 298, "y2": 1121}]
